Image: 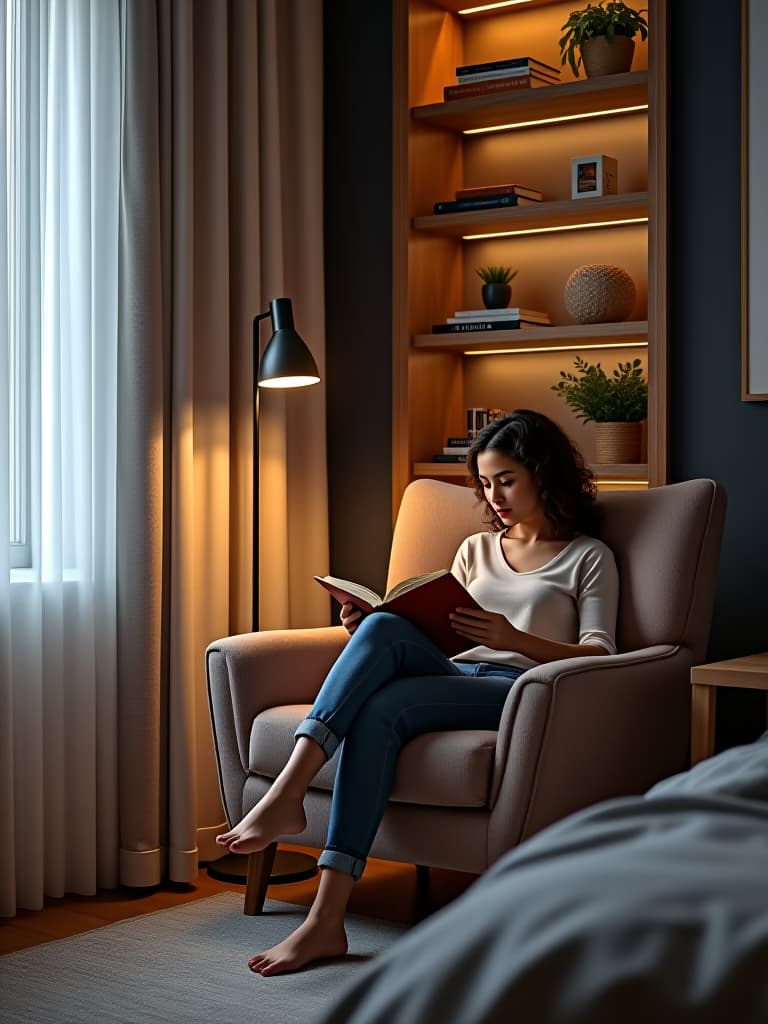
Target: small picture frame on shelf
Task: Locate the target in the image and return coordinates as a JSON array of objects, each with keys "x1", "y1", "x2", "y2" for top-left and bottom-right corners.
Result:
[{"x1": 571, "y1": 154, "x2": 618, "y2": 199}]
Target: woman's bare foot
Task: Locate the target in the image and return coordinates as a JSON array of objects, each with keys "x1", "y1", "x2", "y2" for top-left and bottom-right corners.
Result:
[
  {"x1": 247, "y1": 915, "x2": 348, "y2": 976},
  {"x1": 215, "y1": 791, "x2": 307, "y2": 855},
  {"x1": 217, "y1": 736, "x2": 327, "y2": 854}
]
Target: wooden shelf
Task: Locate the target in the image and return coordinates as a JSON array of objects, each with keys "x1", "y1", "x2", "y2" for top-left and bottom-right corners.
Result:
[
  {"x1": 414, "y1": 461, "x2": 649, "y2": 480},
  {"x1": 592, "y1": 463, "x2": 649, "y2": 479},
  {"x1": 412, "y1": 70, "x2": 648, "y2": 134},
  {"x1": 414, "y1": 320, "x2": 648, "y2": 353},
  {"x1": 414, "y1": 463, "x2": 469, "y2": 477},
  {"x1": 414, "y1": 192, "x2": 648, "y2": 238}
]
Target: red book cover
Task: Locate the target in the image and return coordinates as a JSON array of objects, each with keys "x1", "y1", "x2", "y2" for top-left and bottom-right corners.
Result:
[{"x1": 314, "y1": 570, "x2": 480, "y2": 658}]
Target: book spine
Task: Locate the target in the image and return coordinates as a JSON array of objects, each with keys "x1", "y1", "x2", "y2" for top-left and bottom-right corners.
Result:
[
  {"x1": 453, "y1": 308, "x2": 526, "y2": 318},
  {"x1": 443, "y1": 75, "x2": 551, "y2": 101},
  {"x1": 458, "y1": 68, "x2": 559, "y2": 86},
  {"x1": 454, "y1": 185, "x2": 543, "y2": 201},
  {"x1": 445, "y1": 436, "x2": 472, "y2": 446},
  {"x1": 453, "y1": 309, "x2": 546, "y2": 319},
  {"x1": 456, "y1": 67, "x2": 535, "y2": 84},
  {"x1": 433, "y1": 195, "x2": 536, "y2": 214},
  {"x1": 432, "y1": 320, "x2": 524, "y2": 333},
  {"x1": 456, "y1": 56, "x2": 559, "y2": 77},
  {"x1": 433, "y1": 454, "x2": 468, "y2": 463},
  {"x1": 447, "y1": 316, "x2": 550, "y2": 325}
]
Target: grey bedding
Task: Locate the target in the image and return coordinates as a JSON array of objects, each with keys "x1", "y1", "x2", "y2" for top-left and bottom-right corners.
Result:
[{"x1": 320, "y1": 734, "x2": 768, "y2": 1023}]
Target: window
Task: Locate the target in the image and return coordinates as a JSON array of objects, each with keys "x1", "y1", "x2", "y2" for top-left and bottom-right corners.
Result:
[
  {"x1": 4, "y1": 0, "x2": 32, "y2": 569},
  {"x1": 3, "y1": 0, "x2": 120, "y2": 577}
]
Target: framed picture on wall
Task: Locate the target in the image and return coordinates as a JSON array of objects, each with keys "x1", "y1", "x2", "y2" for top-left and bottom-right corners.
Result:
[{"x1": 742, "y1": 0, "x2": 768, "y2": 400}]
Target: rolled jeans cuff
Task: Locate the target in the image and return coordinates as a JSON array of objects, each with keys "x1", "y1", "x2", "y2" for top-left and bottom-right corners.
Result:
[
  {"x1": 318, "y1": 849, "x2": 366, "y2": 881},
  {"x1": 294, "y1": 717, "x2": 339, "y2": 759}
]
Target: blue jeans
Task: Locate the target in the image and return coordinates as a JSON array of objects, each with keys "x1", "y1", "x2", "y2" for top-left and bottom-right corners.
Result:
[{"x1": 294, "y1": 613, "x2": 524, "y2": 880}]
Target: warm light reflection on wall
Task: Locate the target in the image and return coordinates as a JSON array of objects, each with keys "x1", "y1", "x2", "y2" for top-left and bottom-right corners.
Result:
[
  {"x1": 463, "y1": 217, "x2": 648, "y2": 241},
  {"x1": 464, "y1": 105, "x2": 648, "y2": 135}
]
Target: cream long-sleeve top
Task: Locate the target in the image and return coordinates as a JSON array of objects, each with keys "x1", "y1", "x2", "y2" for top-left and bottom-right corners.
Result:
[{"x1": 449, "y1": 530, "x2": 619, "y2": 671}]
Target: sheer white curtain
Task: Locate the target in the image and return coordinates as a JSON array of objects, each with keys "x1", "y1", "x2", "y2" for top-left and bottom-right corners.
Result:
[{"x1": 0, "y1": 0, "x2": 120, "y2": 916}]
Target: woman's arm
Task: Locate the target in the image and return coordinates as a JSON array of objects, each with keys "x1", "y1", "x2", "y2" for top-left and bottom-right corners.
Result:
[{"x1": 448, "y1": 609, "x2": 609, "y2": 663}]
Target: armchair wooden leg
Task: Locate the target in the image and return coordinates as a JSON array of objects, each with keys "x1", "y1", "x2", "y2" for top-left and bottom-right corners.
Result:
[
  {"x1": 413, "y1": 864, "x2": 431, "y2": 923},
  {"x1": 243, "y1": 842, "x2": 277, "y2": 915}
]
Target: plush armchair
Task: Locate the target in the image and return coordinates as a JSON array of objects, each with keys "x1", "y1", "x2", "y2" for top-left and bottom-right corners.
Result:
[{"x1": 206, "y1": 477, "x2": 726, "y2": 915}]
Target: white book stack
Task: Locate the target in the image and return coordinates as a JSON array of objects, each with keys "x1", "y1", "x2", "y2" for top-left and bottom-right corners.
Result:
[{"x1": 450, "y1": 307, "x2": 551, "y2": 325}]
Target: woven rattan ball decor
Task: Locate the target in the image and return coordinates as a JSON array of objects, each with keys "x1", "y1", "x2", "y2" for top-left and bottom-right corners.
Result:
[{"x1": 564, "y1": 264, "x2": 636, "y2": 324}]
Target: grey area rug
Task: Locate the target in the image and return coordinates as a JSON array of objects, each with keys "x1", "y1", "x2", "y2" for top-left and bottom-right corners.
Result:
[{"x1": 0, "y1": 893, "x2": 407, "y2": 1024}]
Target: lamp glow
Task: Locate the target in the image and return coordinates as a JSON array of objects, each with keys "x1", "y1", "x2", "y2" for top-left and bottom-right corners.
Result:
[{"x1": 258, "y1": 375, "x2": 320, "y2": 389}]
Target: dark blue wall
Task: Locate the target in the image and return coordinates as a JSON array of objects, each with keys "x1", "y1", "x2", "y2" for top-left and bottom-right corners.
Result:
[{"x1": 669, "y1": 0, "x2": 768, "y2": 746}]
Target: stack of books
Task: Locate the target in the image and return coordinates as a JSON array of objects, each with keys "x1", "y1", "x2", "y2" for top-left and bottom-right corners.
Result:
[
  {"x1": 433, "y1": 436, "x2": 473, "y2": 463},
  {"x1": 432, "y1": 308, "x2": 552, "y2": 334},
  {"x1": 444, "y1": 56, "x2": 561, "y2": 102},
  {"x1": 433, "y1": 411, "x2": 511, "y2": 461},
  {"x1": 433, "y1": 182, "x2": 543, "y2": 216}
]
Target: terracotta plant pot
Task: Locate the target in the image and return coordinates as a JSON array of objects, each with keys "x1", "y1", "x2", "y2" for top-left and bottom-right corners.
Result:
[
  {"x1": 580, "y1": 35, "x2": 635, "y2": 78},
  {"x1": 594, "y1": 421, "x2": 642, "y2": 464}
]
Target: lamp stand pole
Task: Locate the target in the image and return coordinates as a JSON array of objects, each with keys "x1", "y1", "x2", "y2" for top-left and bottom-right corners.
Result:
[{"x1": 207, "y1": 306, "x2": 318, "y2": 888}]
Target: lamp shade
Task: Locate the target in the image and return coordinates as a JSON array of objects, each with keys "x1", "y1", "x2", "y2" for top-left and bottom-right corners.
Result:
[{"x1": 257, "y1": 298, "x2": 320, "y2": 389}]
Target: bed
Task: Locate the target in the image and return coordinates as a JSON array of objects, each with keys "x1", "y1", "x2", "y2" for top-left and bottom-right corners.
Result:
[{"x1": 320, "y1": 734, "x2": 768, "y2": 1023}]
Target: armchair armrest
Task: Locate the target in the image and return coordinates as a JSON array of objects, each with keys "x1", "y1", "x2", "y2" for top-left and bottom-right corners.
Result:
[
  {"x1": 206, "y1": 626, "x2": 347, "y2": 825},
  {"x1": 488, "y1": 644, "x2": 688, "y2": 860}
]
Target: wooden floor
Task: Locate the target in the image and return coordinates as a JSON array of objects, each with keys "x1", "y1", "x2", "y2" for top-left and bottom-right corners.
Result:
[{"x1": 0, "y1": 843, "x2": 477, "y2": 956}]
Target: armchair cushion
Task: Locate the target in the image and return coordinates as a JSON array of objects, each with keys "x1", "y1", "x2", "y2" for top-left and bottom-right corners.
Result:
[{"x1": 250, "y1": 706, "x2": 498, "y2": 808}]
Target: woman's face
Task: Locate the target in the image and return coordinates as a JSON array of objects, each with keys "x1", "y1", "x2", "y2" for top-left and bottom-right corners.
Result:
[{"x1": 476, "y1": 449, "x2": 543, "y2": 531}]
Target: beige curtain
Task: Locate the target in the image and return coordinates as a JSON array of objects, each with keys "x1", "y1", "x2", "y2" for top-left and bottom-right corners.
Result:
[{"x1": 117, "y1": 0, "x2": 329, "y2": 887}]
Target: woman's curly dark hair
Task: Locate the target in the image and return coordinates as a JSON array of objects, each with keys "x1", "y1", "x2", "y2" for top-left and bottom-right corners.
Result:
[{"x1": 467, "y1": 409, "x2": 599, "y2": 538}]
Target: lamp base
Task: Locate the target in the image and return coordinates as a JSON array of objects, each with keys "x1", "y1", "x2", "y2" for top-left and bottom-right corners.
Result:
[{"x1": 207, "y1": 848, "x2": 318, "y2": 886}]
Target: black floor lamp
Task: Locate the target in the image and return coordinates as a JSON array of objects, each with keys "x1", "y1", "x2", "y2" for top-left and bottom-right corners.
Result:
[{"x1": 208, "y1": 297, "x2": 321, "y2": 887}]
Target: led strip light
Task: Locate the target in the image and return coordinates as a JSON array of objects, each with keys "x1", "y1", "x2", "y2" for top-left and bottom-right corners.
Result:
[
  {"x1": 458, "y1": 1, "x2": 535, "y2": 13},
  {"x1": 462, "y1": 216, "x2": 647, "y2": 240},
  {"x1": 463, "y1": 104, "x2": 648, "y2": 135}
]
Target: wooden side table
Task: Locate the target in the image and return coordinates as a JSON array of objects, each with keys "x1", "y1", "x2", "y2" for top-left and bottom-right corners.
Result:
[{"x1": 690, "y1": 652, "x2": 768, "y2": 765}]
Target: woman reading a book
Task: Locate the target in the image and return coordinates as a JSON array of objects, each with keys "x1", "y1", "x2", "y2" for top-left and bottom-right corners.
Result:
[{"x1": 217, "y1": 409, "x2": 619, "y2": 976}]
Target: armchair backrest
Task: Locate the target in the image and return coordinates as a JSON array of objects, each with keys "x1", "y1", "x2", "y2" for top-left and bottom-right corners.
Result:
[
  {"x1": 387, "y1": 478, "x2": 726, "y2": 659},
  {"x1": 598, "y1": 480, "x2": 725, "y2": 657}
]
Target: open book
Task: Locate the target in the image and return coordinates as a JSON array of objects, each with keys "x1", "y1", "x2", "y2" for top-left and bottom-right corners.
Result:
[{"x1": 314, "y1": 569, "x2": 480, "y2": 658}]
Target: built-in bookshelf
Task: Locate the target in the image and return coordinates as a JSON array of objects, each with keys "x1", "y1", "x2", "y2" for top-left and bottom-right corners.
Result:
[{"x1": 391, "y1": 0, "x2": 669, "y2": 513}]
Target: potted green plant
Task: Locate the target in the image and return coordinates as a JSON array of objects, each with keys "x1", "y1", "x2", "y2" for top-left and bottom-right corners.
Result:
[
  {"x1": 551, "y1": 355, "x2": 647, "y2": 462},
  {"x1": 475, "y1": 265, "x2": 518, "y2": 309},
  {"x1": 559, "y1": 2, "x2": 648, "y2": 79}
]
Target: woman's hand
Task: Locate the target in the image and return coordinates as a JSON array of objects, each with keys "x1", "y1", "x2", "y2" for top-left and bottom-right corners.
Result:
[
  {"x1": 449, "y1": 607, "x2": 520, "y2": 651},
  {"x1": 340, "y1": 601, "x2": 363, "y2": 635}
]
